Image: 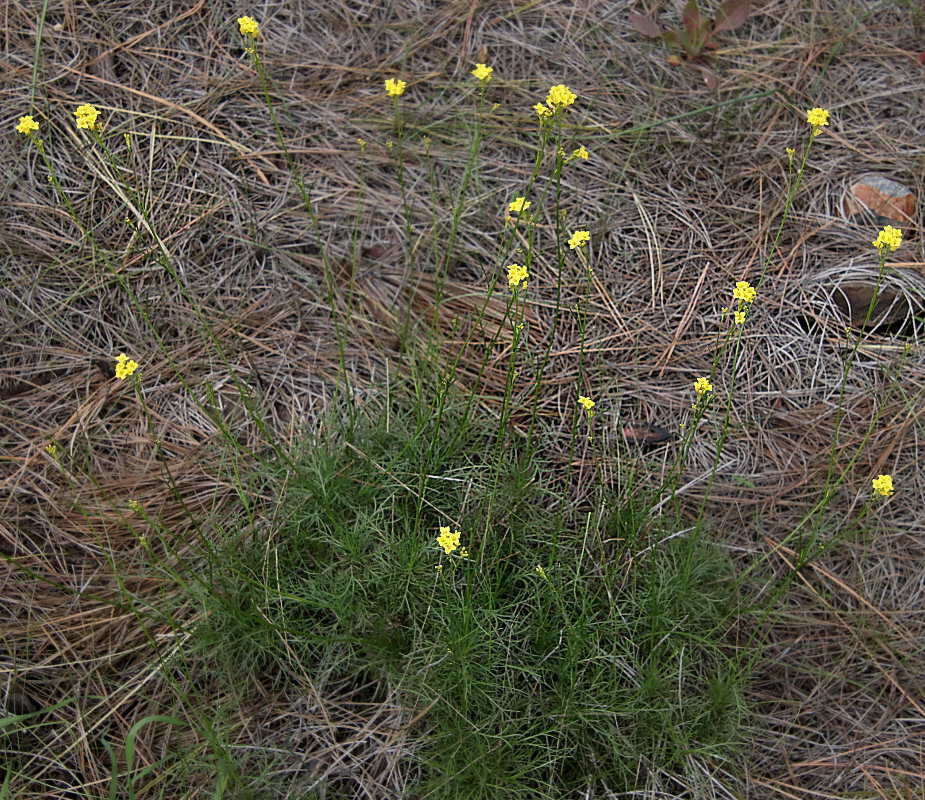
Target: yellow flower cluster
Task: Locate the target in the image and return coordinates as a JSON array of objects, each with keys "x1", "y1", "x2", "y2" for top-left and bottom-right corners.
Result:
[
  {"x1": 114, "y1": 352, "x2": 139, "y2": 380},
  {"x1": 546, "y1": 84, "x2": 577, "y2": 108},
  {"x1": 436, "y1": 526, "x2": 469, "y2": 558},
  {"x1": 385, "y1": 78, "x2": 407, "y2": 97},
  {"x1": 578, "y1": 395, "x2": 595, "y2": 415},
  {"x1": 507, "y1": 263, "x2": 528, "y2": 289},
  {"x1": 871, "y1": 474, "x2": 894, "y2": 497},
  {"x1": 722, "y1": 281, "x2": 757, "y2": 326},
  {"x1": 533, "y1": 84, "x2": 577, "y2": 118},
  {"x1": 561, "y1": 144, "x2": 590, "y2": 164},
  {"x1": 568, "y1": 230, "x2": 590, "y2": 249},
  {"x1": 872, "y1": 225, "x2": 902, "y2": 252},
  {"x1": 16, "y1": 115, "x2": 39, "y2": 135},
  {"x1": 508, "y1": 196, "x2": 531, "y2": 214},
  {"x1": 436, "y1": 527, "x2": 459, "y2": 554},
  {"x1": 237, "y1": 15, "x2": 260, "y2": 38},
  {"x1": 74, "y1": 103, "x2": 100, "y2": 130},
  {"x1": 471, "y1": 63, "x2": 493, "y2": 82},
  {"x1": 732, "y1": 280, "x2": 757, "y2": 304},
  {"x1": 693, "y1": 377, "x2": 713, "y2": 395},
  {"x1": 805, "y1": 107, "x2": 829, "y2": 135}
]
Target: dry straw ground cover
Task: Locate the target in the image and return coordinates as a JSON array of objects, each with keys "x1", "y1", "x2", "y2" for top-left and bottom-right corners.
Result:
[{"x1": 2, "y1": 1, "x2": 925, "y2": 798}]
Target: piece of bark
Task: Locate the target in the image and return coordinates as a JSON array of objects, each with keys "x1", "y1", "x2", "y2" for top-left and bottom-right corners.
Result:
[{"x1": 842, "y1": 174, "x2": 915, "y2": 228}]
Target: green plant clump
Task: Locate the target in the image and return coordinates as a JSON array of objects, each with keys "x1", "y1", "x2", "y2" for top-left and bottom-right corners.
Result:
[{"x1": 191, "y1": 384, "x2": 749, "y2": 798}]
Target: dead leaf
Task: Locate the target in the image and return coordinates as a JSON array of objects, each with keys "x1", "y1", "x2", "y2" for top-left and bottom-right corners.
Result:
[
  {"x1": 629, "y1": 11, "x2": 662, "y2": 38},
  {"x1": 623, "y1": 424, "x2": 675, "y2": 447},
  {"x1": 843, "y1": 175, "x2": 916, "y2": 226},
  {"x1": 713, "y1": 0, "x2": 750, "y2": 34},
  {"x1": 832, "y1": 283, "x2": 906, "y2": 328}
]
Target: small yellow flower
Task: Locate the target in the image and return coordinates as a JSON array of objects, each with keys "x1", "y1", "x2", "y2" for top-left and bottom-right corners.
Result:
[
  {"x1": 785, "y1": 146, "x2": 795, "y2": 164},
  {"x1": 74, "y1": 103, "x2": 100, "y2": 130},
  {"x1": 534, "y1": 565, "x2": 548, "y2": 579},
  {"x1": 436, "y1": 526, "x2": 462, "y2": 555},
  {"x1": 805, "y1": 107, "x2": 829, "y2": 135},
  {"x1": 546, "y1": 84, "x2": 577, "y2": 108},
  {"x1": 471, "y1": 63, "x2": 493, "y2": 82},
  {"x1": 45, "y1": 442, "x2": 59, "y2": 458},
  {"x1": 572, "y1": 145, "x2": 589, "y2": 160},
  {"x1": 16, "y1": 115, "x2": 39, "y2": 135},
  {"x1": 568, "y1": 230, "x2": 590, "y2": 249},
  {"x1": 435, "y1": 564, "x2": 443, "y2": 573},
  {"x1": 871, "y1": 474, "x2": 894, "y2": 497},
  {"x1": 128, "y1": 499, "x2": 144, "y2": 512},
  {"x1": 508, "y1": 196, "x2": 531, "y2": 214},
  {"x1": 506, "y1": 263, "x2": 529, "y2": 290},
  {"x1": 237, "y1": 15, "x2": 260, "y2": 38},
  {"x1": 734, "y1": 311, "x2": 746, "y2": 325},
  {"x1": 385, "y1": 78, "x2": 407, "y2": 97},
  {"x1": 872, "y1": 225, "x2": 902, "y2": 253},
  {"x1": 533, "y1": 103, "x2": 552, "y2": 118},
  {"x1": 732, "y1": 280, "x2": 757, "y2": 304},
  {"x1": 114, "y1": 352, "x2": 139, "y2": 380},
  {"x1": 693, "y1": 377, "x2": 713, "y2": 395},
  {"x1": 458, "y1": 546, "x2": 470, "y2": 559},
  {"x1": 578, "y1": 395, "x2": 595, "y2": 412}
]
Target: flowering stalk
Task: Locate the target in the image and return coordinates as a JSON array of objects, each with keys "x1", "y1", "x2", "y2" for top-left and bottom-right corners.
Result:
[
  {"x1": 237, "y1": 17, "x2": 363, "y2": 418},
  {"x1": 790, "y1": 225, "x2": 903, "y2": 561},
  {"x1": 430, "y1": 63, "x2": 494, "y2": 325},
  {"x1": 523, "y1": 85, "x2": 578, "y2": 450},
  {"x1": 660, "y1": 111, "x2": 839, "y2": 541}
]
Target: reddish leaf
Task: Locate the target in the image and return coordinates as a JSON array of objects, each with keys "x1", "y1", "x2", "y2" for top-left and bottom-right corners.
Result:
[
  {"x1": 713, "y1": 0, "x2": 750, "y2": 33},
  {"x1": 681, "y1": 0, "x2": 705, "y2": 34},
  {"x1": 681, "y1": 0, "x2": 712, "y2": 56},
  {"x1": 918, "y1": 51, "x2": 925, "y2": 65},
  {"x1": 629, "y1": 11, "x2": 663, "y2": 38}
]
